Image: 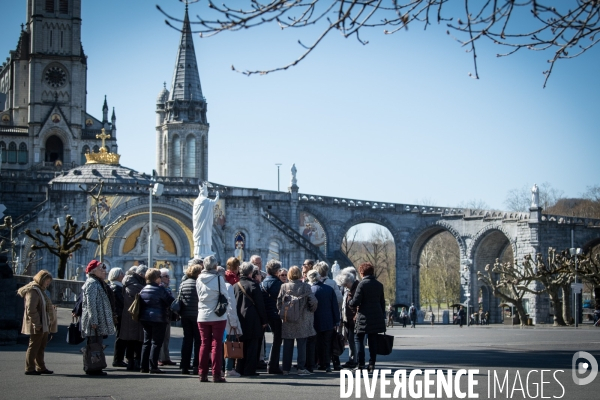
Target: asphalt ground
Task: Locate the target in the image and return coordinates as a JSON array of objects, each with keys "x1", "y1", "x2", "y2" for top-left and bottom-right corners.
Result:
[{"x1": 0, "y1": 308, "x2": 599, "y2": 400}]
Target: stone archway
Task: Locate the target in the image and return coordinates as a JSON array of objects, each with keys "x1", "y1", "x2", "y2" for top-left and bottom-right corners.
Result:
[
  {"x1": 470, "y1": 229, "x2": 515, "y2": 323},
  {"x1": 45, "y1": 135, "x2": 64, "y2": 162}
]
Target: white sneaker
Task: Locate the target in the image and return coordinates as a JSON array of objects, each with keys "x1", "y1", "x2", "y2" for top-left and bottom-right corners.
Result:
[
  {"x1": 297, "y1": 369, "x2": 313, "y2": 376},
  {"x1": 225, "y1": 370, "x2": 241, "y2": 377}
]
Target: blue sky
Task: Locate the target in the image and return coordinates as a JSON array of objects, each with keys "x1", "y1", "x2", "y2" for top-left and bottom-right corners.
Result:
[{"x1": 2, "y1": 0, "x2": 599, "y2": 221}]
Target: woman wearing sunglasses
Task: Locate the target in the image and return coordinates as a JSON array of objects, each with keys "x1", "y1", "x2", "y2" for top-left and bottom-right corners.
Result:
[{"x1": 81, "y1": 260, "x2": 116, "y2": 376}]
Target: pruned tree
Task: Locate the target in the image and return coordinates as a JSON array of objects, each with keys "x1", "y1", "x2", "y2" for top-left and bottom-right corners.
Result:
[
  {"x1": 477, "y1": 258, "x2": 533, "y2": 326},
  {"x1": 576, "y1": 248, "x2": 600, "y2": 308},
  {"x1": 25, "y1": 215, "x2": 98, "y2": 279},
  {"x1": 519, "y1": 250, "x2": 572, "y2": 326},
  {"x1": 158, "y1": 0, "x2": 600, "y2": 85}
]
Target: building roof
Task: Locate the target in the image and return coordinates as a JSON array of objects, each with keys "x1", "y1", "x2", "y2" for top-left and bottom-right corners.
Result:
[
  {"x1": 49, "y1": 163, "x2": 152, "y2": 187},
  {"x1": 168, "y1": 7, "x2": 204, "y2": 102}
]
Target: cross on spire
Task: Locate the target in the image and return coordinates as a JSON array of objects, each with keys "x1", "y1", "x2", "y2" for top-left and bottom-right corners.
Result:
[{"x1": 96, "y1": 128, "x2": 111, "y2": 149}]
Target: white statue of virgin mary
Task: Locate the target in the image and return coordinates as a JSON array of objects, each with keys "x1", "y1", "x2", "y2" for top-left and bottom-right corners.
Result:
[{"x1": 193, "y1": 183, "x2": 219, "y2": 258}]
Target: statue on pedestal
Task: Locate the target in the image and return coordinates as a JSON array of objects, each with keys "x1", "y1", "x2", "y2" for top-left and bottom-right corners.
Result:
[
  {"x1": 193, "y1": 183, "x2": 219, "y2": 258},
  {"x1": 531, "y1": 183, "x2": 539, "y2": 209}
]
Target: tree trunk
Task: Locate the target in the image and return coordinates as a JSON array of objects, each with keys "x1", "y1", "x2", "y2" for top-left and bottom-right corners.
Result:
[
  {"x1": 548, "y1": 288, "x2": 566, "y2": 326},
  {"x1": 562, "y1": 284, "x2": 572, "y2": 325},
  {"x1": 57, "y1": 255, "x2": 69, "y2": 280},
  {"x1": 514, "y1": 301, "x2": 528, "y2": 327}
]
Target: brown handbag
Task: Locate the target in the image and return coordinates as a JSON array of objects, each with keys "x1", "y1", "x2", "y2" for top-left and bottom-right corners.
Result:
[{"x1": 223, "y1": 328, "x2": 243, "y2": 359}]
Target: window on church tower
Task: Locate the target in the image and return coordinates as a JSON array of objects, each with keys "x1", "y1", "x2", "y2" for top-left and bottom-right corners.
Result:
[
  {"x1": 184, "y1": 135, "x2": 195, "y2": 177},
  {"x1": 45, "y1": 0, "x2": 55, "y2": 13},
  {"x1": 172, "y1": 136, "x2": 181, "y2": 176},
  {"x1": 0, "y1": 142, "x2": 6, "y2": 164},
  {"x1": 7, "y1": 142, "x2": 17, "y2": 164},
  {"x1": 18, "y1": 143, "x2": 28, "y2": 165},
  {"x1": 59, "y1": 0, "x2": 68, "y2": 14},
  {"x1": 93, "y1": 145, "x2": 99, "y2": 153}
]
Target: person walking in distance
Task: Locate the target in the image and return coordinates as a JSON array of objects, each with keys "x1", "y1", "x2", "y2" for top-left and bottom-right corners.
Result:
[{"x1": 409, "y1": 303, "x2": 417, "y2": 328}]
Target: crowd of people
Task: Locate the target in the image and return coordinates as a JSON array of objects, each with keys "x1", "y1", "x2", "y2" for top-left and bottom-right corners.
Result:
[{"x1": 19, "y1": 255, "x2": 388, "y2": 381}]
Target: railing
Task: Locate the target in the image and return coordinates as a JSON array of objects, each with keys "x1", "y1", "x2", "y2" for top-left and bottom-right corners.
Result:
[
  {"x1": 0, "y1": 126, "x2": 28, "y2": 135},
  {"x1": 14, "y1": 275, "x2": 83, "y2": 306},
  {"x1": 262, "y1": 210, "x2": 328, "y2": 261}
]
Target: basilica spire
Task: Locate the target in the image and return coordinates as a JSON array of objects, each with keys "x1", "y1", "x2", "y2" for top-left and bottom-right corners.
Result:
[{"x1": 168, "y1": 6, "x2": 204, "y2": 102}]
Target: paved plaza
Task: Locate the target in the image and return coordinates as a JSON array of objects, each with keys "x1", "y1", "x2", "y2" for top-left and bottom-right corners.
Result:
[{"x1": 0, "y1": 308, "x2": 598, "y2": 399}]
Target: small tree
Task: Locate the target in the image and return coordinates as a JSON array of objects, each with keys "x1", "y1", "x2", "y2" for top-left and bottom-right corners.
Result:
[{"x1": 25, "y1": 215, "x2": 98, "y2": 279}]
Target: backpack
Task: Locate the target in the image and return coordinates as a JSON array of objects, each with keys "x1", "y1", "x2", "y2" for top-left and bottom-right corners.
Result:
[{"x1": 279, "y1": 290, "x2": 303, "y2": 323}]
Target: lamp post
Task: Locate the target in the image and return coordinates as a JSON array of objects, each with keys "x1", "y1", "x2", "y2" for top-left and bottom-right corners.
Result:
[
  {"x1": 148, "y1": 180, "x2": 164, "y2": 268},
  {"x1": 463, "y1": 265, "x2": 471, "y2": 327},
  {"x1": 275, "y1": 163, "x2": 282, "y2": 191},
  {"x1": 570, "y1": 247, "x2": 581, "y2": 328}
]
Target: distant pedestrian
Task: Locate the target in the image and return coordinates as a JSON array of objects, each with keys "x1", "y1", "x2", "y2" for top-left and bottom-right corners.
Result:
[
  {"x1": 400, "y1": 307, "x2": 408, "y2": 328},
  {"x1": 429, "y1": 311, "x2": 435, "y2": 326},
  {"x1": 409, "y1": 303, "x2": 417, "y2": 328},
  {"x1": 457, "y1": 306, "x2": 465, "y2": 328},
  {"x1": 387, "y1": 304, "x2": 395, "y2": 328},
  {"x1": 336, "y1": 266, "x2": 358, "y2": 369},
  {"x1": 18, "y1": 269, "x2": 57, "y2": 375}
]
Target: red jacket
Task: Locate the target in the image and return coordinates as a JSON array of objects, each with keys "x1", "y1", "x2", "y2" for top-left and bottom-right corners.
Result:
[{"x1": 225, "y1": 270, "x2": 239, "y2": 285}]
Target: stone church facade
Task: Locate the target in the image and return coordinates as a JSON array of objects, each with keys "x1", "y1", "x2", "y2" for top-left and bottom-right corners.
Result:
[{"x1": 1, "y1": 0, "x2": 599, "y2": 326}]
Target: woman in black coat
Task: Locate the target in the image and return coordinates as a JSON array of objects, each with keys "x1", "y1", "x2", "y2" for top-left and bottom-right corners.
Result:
[
  {"x1": 348, "y1": 262, "x2": 386, "y2": 372},
  {"x1": 234, "y1": 262, "x2": 268, "y2": 376},
  {"x1": 178, "y1": 261, "x2": 203, "y2": 375}
]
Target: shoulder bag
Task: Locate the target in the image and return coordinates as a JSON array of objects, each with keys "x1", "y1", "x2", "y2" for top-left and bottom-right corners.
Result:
[
  {"x1": 128, "y1": 292, "x2": 141, "y2": 322},
  {"x1": 214, "y1": 276, "x2": 229, "y2": 317}
]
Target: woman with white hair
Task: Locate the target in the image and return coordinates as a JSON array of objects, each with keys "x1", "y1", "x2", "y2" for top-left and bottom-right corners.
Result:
[
  {"x1": 108, "y1": 267, "x2": 127, "y2": 368},
  {"x1": 196, "y1": 255, "x2": 231, "y2": 382},
  {"x1": 335, "y1": 267, "x2": 359, "y2": 369}
]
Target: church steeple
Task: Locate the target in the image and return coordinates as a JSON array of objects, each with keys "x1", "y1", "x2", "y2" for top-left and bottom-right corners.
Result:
[
  {"x1": 102, "y1": 95, "x2": 108, "y2": 123},
  {"x1": 169, "y1": 6, "x2": 204, "y2": 102}
]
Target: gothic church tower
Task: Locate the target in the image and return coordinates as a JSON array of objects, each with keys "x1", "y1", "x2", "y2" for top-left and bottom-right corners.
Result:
[
  {"x1": 156, "y1": 5, "x2": 208, "y2": 179},
  {"x1": 0, "y1": 0, "x2": 117, "y2": 170}
]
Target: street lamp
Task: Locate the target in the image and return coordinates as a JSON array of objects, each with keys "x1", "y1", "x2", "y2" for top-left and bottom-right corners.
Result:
[
  {"x1": 570, "y1": 247, "x2": 581, "y2": 328},
  {"x1": 463, "y1": 265, "x2": 471, "y2": 327},
  {"x1": 148, "y1": 179, "x2": 164, "y2": 268},
  {"x1": 275, "y1": 163, "x2": 282, "y2": 191}
]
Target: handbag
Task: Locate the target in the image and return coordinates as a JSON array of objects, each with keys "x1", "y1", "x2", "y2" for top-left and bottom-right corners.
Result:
[
  {"x1": 214, "y1": 275, "x2": 228, "y2": 317},
  {"x1": 332, "y1": 331, "x2": 346, "y2": 357},
  {"x1": 66, "y1": 317, "x2": 85, "y2": 345},
  {"x1": 223, "y1": 328, "x2": 244, "y2": 359},
  {"x1": 82, "y1": 330, "x2": 107, "y2": 372},
  {"x1": 170, "y1": 288, "x2": 182, "y2": 313},
  {"x1": 375, "y1": 333, "x2": 394, "y2": 356},
  {"x1": 128, "y1": 292, "x2": 141, "y2": 322}
]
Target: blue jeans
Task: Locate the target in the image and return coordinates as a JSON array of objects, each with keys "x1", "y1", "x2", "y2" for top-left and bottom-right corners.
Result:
[
  {"x1": 354, "y1": 332, "x2": 378, "y2": 367},
  {"x1": 282, "y1": 338, "x2": 307, "y2": 371}
]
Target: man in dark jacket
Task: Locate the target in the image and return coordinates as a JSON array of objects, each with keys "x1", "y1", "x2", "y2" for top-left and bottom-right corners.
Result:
[
  {"x1": 457, "y1": 306, "x2": 465, "y2": 327},
  {"x1": 307, "y1": 270, "x2": 340, "y2": 373},
  {"x1": 261, "y1": 259, "x2": 283, "y2": 374},
  {"x1": 234, "y1": 262, "x2": 268, "y2": 376},
  {"x1": 349, "y1": 262, "x2": 385, "y2": 373}
]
